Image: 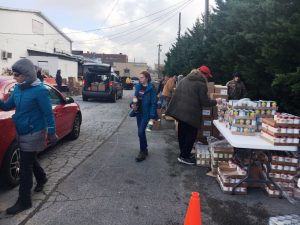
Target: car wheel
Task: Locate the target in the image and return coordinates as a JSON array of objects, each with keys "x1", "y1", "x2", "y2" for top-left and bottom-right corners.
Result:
[
  {"x1": 111, "y1": 92, "x2": 117, "y2": 103},
  {"x1": 0, "y1": 142, "x2": 20, "y2": 188},
  {"x1": 67, "y1": 114, "x2": 81, "y2": 140},
  {"x1": 83, "y1": 95, "x2": 88, "y2": 101}
]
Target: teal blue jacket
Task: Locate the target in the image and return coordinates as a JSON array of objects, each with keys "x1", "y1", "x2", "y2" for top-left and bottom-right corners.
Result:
[
  {"x1": 134, "y1": 83, "x2": 158, "y2": 120},
  {"x1": 0, "y1": 82, "x2": 56, "y2": 135}
]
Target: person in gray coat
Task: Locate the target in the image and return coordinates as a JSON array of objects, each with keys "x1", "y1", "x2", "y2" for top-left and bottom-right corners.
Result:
[
  {"x1": 0, "y1": 59, "x2": 58, "y2": 215},
  {"x1": 166, "y1": 66, "x2": 222, "y2": 165}
]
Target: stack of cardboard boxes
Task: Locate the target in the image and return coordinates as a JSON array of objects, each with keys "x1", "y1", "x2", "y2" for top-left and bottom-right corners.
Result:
[
  {"x1": 67, "y1": 77, "x2": 82, "y2": 95},
  {"x1": 210, "y1": 141, "x2": 234, "y2": 174},
  {"x1": 195, "y1": 143, "x2": 211, "y2": 167},
  {"x1": 217, "y1": 161, "x2": 248, "y2": 194},
  {"x1": 197, "y1": 83, "x2": 228, "y2": 143},
  {"x1": 266, "y1": 154, "x2": 298, "y2": 197}
]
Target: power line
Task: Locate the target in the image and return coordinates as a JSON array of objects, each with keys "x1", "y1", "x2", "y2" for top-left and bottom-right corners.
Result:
[
  {"x1": 119, "y1": 0, "x2": 193, "y2": 46},
  {"x1": 100, "y1": 0, "x2": 119, "y2": 27},
  {"x1": 0, "y1": 0, "x2": 189, "y2": 36},
  {"x1": 73, "y1": 0, "x2": 192, "y2": 44}
]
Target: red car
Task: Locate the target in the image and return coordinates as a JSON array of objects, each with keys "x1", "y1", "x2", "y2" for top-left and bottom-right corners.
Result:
[{"x1": 0, "y1": 76, "x2": 82, "y2": 188}]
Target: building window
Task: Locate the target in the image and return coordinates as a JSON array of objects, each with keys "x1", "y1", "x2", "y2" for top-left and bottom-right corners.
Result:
[{"x1": 32, "y1": 19, "x2": 44, "y2": 35}]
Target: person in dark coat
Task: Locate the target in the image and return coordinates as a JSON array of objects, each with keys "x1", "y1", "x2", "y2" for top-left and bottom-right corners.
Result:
[
  {"x1": 131, "y1": 71, "x2": 157, "y2": 162},
  {"x1": 0, "y1": 59, "x2": 58, "y2": 215},
  {"x1": 55, "y1": 69, "x2": 63, "y2": 91},
  {"x1": 166, "y1": 66, "x2": 222, "y2": 165},
  {"x1": 226, "y1": 72, "x2": 247, "y2": 100},
  {"x1": 37, "y1": 69, "x2": 44, "y2": 82}
]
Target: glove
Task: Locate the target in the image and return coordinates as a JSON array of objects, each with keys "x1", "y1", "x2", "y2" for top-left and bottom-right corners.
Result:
[{"x1": 47, "y1": 133, "x2": 58, "y2": 146}]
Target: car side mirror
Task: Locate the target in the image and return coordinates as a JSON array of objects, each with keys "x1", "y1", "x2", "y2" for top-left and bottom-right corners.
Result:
[{"x1": 65, "y1": 96, "x2": 74, "y2": 104}]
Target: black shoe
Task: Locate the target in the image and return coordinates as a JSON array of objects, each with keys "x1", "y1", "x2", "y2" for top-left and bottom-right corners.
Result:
[
  {"x1": 6, "y1": 199, "x2": 32, "y2": 215},
  {"x1": 136, "y1": 152, "x2": 147, "y2": 162},
  {"x1": 145, "y1": 149, "x2": 149, "y2": 156},
  {"x1": 34, "y1": 178, "x2": 48, "y2": 192},
  {"x1": 177, "y1": 157, "x2": 196, "y2": 165}
]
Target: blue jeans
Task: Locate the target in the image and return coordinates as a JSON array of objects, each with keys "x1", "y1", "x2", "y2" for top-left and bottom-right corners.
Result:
[{"x1": 136, "y1": 114, "x2": 149, "y2": 152}]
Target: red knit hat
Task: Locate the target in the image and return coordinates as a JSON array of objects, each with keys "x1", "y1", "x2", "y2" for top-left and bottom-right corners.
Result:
[{"x1": 198, "y1": 65, "x2": 212, "y2": 78}]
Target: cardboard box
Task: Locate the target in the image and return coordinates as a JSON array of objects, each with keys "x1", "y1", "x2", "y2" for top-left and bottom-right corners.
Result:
[
  {"x1": 91, "y1": 84, "x2": 98, "y2": 91},
  {"x1": 210, "y1": 93, "x2": 228, "y2": 101},
  {"x1": 98, "y1": 83, "x2": 106, "y2": 91},
  {"x1": 197, "y1": 126, "x2": 213, "y2": 139},
  {"x1": 203, "y1": 119, "x2": 213, "y2": 127},
  {"x1": 212, "y1": 106, "x2": 218, "y2": 119},
  {"x1": 212, "y1": 124, "x2": 222, "y2": 139},
  {"x1": 214, "y1": 85, "x2": 228, "y2": 95},
  {"x1": 207, "y1": 82, "x2": 215, "y2": 95},
  {"x1": 202, "y1": 107, "x2": 213, "y2": 117}
]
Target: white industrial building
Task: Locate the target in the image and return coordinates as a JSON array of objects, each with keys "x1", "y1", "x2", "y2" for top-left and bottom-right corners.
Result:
[{"x1": 0, "y1": 7, "x2": 78, "y2": 79}]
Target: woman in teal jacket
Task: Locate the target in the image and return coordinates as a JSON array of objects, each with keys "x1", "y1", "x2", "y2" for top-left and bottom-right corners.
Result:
[
  {"x1": 0, "y1": 59, "x2": 58, "y2": 215},
  {"x1": 131, "y1": 71, "x2": 157, "y2": 162}
]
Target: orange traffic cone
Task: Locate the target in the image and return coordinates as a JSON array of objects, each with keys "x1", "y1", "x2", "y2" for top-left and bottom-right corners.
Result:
[{"x1": 184, "y1": 192, "x2": 202, "y2": 225}]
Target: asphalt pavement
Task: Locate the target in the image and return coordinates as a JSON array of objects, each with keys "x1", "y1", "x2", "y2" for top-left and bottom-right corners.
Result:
[{"x1": 0, "y1": 91, "x2": 299, "y2": 225}]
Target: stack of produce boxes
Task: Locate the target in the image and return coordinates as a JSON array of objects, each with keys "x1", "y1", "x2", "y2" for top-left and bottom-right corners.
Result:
[
  {"x1": 198, "y1": 84, "x2": 228, "y2": 142},
  {"x1": 265, "y1": 154, "x2": 299, "y2": 197},
  {"x1": 261, "y1": 114, "x2": 300, "y2": 146},
  {"x1": 210, "y1": 140, "x2": 234, "y2": 174},
  {"x1": 216, "y1": 161, "x2": 248, "y2": 194},
  {"x1": 197, "y1": 107, "x2": 216, "y2": 143}
]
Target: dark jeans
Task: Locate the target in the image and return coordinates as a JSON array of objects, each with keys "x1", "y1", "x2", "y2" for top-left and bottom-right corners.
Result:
[
  {"x1": 136, "y1": 114, "x2": 149, "y2": 152},
  {"x1": 178, "y1": 120, "x2": 198, "y2": 158},
  {"x1": 19, "y1": 151, "x2": 46, "y2": 203}
]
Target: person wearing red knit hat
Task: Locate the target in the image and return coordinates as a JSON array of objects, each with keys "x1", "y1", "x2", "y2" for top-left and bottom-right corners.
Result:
[{"x1": 166, "y1": 67, "x2": 221, "y2": 165}]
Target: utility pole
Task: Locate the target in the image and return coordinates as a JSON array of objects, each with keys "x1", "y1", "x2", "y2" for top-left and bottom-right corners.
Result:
[
  {"x1": 204, "y1": 0, "x2": 209, "y2": 29},
  {"x1": 177, "y1": 12, "x2": 181, "y2": 39},
  {"x1": 157, "y1": 44, "x2": 162, "y2": 79}
]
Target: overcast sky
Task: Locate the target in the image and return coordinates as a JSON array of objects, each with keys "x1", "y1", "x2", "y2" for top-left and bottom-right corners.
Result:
[{"x1": 0, "y1": 0, "x2": 216, "y2": 68}]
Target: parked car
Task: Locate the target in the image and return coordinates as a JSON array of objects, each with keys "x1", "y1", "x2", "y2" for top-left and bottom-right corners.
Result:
[
  {"x1": 131, "y1": 77, "x2": 139, "y2": 85},
  {"x1": 120, "y1": 76, "x2": 133, "y2": 90},
  {"x1": 0, "y1": 76, "x2": 82, "y2": 188},
  {"x1": 82, "y1": 63, "x2": 123, "y2": 102}
]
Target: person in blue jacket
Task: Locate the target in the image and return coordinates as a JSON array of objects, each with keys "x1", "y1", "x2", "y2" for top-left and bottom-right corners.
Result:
[
  {"x1": 131, "y1": 71, "x2": 157, "y2": 162},
  {"x1": 0, "y1": 59, "x2": 58, "y2": 215}
]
